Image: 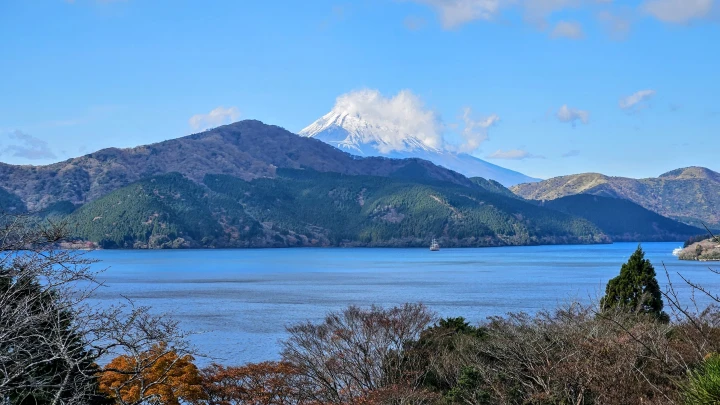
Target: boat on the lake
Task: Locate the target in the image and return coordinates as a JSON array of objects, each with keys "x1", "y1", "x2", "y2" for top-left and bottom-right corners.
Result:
[{"x1": 430, "y1": 238, "x2": 440, "y2": 251}]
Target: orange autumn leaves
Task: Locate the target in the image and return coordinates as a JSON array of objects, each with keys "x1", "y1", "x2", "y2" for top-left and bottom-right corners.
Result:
[
  {"x1": 99, "y1": 347, "x2": 307, "y2": 405},
  {"x1": 197, "y1": 362, "x2": 303, "y2": 405},
  {"x1": 99, "y1": 342, "x2": 204, "y2": 405}
]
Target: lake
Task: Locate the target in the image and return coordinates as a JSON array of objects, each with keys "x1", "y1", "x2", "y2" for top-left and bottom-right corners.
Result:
[{"x1": 86, "y1": 242, "x2": 719, "y2": 366}]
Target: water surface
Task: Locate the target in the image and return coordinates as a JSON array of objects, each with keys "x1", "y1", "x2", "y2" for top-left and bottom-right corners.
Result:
[{"x1": 86, "y1": 243, "x2": 719, "y2": 365}]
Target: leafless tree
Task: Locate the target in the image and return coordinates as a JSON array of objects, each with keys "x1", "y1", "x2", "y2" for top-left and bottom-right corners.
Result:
[
  {"x1": 281, "y1": 303, "x2": 436, "y2": 404},
  {"x1": 0, "y1": 215, "x2": 104, "y2": 404},
  {"x1": 0, "y1": 214, "x2": 199, "y2": 405}
]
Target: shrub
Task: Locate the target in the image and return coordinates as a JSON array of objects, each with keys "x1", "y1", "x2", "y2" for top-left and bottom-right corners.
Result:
[{"x1": 681, "y1": 354, "x2": 720, "y2": 404}]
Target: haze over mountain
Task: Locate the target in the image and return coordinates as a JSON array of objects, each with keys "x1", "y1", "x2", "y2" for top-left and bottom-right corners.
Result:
[
  {"x1": 299, "y1": 96, "x2": 540, "y2": 187},
  {"x1": 512, "y1": 167, "x2": 720, "y2": 228}
]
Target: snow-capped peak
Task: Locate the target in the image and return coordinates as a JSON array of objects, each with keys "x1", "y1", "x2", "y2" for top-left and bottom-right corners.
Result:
[
  {"x1": 299, "y1": 94, "x2": 541, "y2": 187},
  {"x1": 299, "y1": 108, "x2": 442, "y2": 156}
]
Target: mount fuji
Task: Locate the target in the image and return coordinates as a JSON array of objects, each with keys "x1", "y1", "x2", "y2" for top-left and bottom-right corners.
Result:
[{"x1": 300, "y1": 110, "x2": 541, "y2": 187}]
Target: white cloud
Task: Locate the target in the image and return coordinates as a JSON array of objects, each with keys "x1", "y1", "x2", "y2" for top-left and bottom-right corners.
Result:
[
  {"x1": 408, "y1": 0, "x2": 715, "y2": 31},
  {"x1": 189, "y1": 106, "x2": 241, "y2": 131},
  {"x1": 523, "y1": 0, "x2": 580, "y2": 26},
  {"x1": 456, "y1": 108, "x2": 500, "y2": 153},
  {"x1": 327, "y1": 89, "x2": 498, "y2": 154},
  {"x1": 619, "y1": 89, "x2": 656, "y2": 110},
  {"x1": 332, "y1": 89, "x2": 445, "y2": 153},
  {"x1": 486, "y1": 149, "x2": 545, "y2": 159},
  {"x1": 556, "y1": 104, "x2": 589, "y2": 125},
  {"x1": 598, "y1": 10, "x2": 632, "y2": 39},
  {"x1": 562, "y1": 149, "x2": 581, "y2": 157},
  {"x1": 406, "y1": 0, "x2": 585, "y2": 29},
  {"x1": 642, "y1": 0, "x2": 714, "y2": 24},
  {"x1": 3, "y1": 130, "x2": 57, "y2": 160},
  {"x1": 550, "y1": 21, "x2": 585, "y2": 39},
  {"x1": 407, "y1": 0, "x2": 506, "y2": 29}
]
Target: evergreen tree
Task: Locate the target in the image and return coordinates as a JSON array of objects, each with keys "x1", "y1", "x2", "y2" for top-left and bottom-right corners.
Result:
[
  {"x1": 600, "y1": 245, "x2": 669, "y2": 322},
  {"x1": 0, "y1": 270, "x2": 109, "y2": 404}
]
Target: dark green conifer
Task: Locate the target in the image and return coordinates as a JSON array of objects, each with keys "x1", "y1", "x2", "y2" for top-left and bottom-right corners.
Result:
[{"x1": 600, "y1": 245, "x2": 669, "y2": 322}]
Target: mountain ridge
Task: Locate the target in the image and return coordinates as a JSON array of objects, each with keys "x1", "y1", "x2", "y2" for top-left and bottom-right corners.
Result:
[
  {"x1": 0, "y1": 120, "x2": 475, "y2": 210},
  {"x1": 511, "y1": 166, "x2": 720, "y2": 227}
]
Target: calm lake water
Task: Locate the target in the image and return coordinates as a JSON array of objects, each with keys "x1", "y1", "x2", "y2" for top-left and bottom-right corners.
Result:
[{"x1": 86, "y1": 243, "x2": 719, "y2": 366}]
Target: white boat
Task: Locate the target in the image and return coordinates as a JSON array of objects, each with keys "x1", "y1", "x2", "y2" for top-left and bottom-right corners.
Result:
[
  {"x1": 672, "y1": 247, "x2": 683, "y2": 256},
  {"x1": 430, "y1": 238, "x2": 440, "y2": 251}
]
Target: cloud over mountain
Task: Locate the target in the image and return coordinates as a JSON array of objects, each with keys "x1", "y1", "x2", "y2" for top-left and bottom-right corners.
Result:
[
  {"x1": 329, "y1": 89, "x2": 444, "y2": 153},
  {"x1": 189, "y1": 106, "x2": 241, "y2": 131},
  {"x1": 456, "y1": 108, "x2": 500, "y2": 153},
  {"x1": 300, "y1": 90, "x2": 539, "y2": 186},
  {"x1": 3, "y1": 130, "x2": 56, "y2": 160},
  {"x1": 307, "y1": 89, "x2": 499, "y2": 154}
]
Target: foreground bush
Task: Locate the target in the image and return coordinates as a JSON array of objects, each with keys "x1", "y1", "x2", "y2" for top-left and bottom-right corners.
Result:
[
  {"x1": 281, "y1": 303, "x2": 437, "y2": 404},
  {"x1": 681, "y1": 354, "x2": 720, "y2": 404},
  {"x1": 99, "y1": 342, "x2": 204, "y2": 405},
  {"x1": 418, "y1": 306, "x2": 720, "y2": 404},
  {"x1": 195, "y1": 362, "x2": 303, "y2": 405}
]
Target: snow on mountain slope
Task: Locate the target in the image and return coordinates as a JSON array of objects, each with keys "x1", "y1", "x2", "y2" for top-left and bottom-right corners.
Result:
[
  {"x1": 300, "y1": 109, "x2": 441, "y2": 155},
  {"x1": 300, "y1": 110, "x2": 541, "y2": 187}
]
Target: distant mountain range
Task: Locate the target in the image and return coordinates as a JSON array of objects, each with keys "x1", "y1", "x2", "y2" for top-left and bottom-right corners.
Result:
[
  {"x1": 511, "y1": 167, "x2": 720, "y2": 229},
  {"x1": 0, "y1": 120, "x2": 708, "y2": 248},
  {"x1": 299, "y1": 109, "x2": 540, "y2": 187}
]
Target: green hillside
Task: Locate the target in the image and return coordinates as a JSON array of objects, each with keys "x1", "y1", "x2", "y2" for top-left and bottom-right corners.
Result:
[
  {"x1": 541, "y1": 194, "x2": 704, "y2": 242},
  {"x1": 63, "y1": 170, "x2": 608, "y2": 248},
  {"x1": 67, "y1": 173, "x2": 263, "y2": 248},
  {"x1": 469, "y1": 177, "x2": 519, "y2": 199}
]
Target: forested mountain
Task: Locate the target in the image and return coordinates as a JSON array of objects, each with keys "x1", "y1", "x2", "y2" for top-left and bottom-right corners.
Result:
[
  {"x1": 511, "y1": 167, "x2": 720, "y2": 228},
  {"x1": 0, "y1": 120, "x2": 472, "y2": 211},
  {"x1": 0, "y1": 188, "x2": 25, "y2": 214},
  {"x1": 65, "y1": 169, "x2": 607, "y2": 249},
  {"x1": 4, "y1": 119, "x2": 708, "y2": 249},
  {"x1": 540, "y1": 194, "x2": 704, "y2": 242}
]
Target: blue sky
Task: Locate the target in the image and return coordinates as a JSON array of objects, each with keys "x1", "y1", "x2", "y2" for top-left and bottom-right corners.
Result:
[{"x1": 1, "y1": 0, "x2": 718, "y2": 179}]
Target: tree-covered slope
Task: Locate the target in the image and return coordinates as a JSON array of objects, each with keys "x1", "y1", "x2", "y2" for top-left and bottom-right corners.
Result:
[
  {"x1": 511, "y1": 167, "x2": 720, "y2": 227},
  {"x1": 64, "y1": 170, "x2": 608, "y2": 248},
  {"x1": 541, "y1": 194, "x2": 705, "y2": 242},
  {"x1": 469, "y1": 177, "x2": 520, "y2": 199},
  {"x1": 67, "y1": 173, "x2": 263, "y2": 248},
  {"x1": 0, "y1": 187, "x2": 26, "y2": 213}
]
